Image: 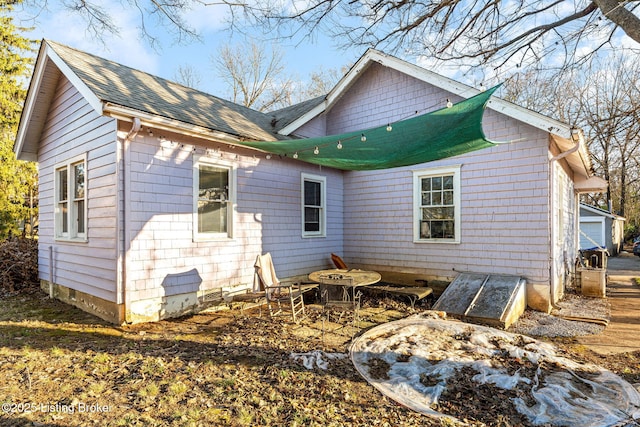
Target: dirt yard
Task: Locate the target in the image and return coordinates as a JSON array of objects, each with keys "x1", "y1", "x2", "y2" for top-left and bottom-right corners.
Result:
[{"x1": 1, "y1": 286, "x2": 639, "y2": 427}]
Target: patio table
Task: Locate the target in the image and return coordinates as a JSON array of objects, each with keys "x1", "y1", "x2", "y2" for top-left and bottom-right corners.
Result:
[{"x1": 308, "y1": 269, "x2": 381, "y2": 307}]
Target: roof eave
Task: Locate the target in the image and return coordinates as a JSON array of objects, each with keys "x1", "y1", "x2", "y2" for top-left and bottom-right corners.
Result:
[
  {"x1": 14, "y1": 42, "x2": 52, "y2": 161},
  {"x1": 14, "y1": 40, "x2": 104, "y2": 161},
  {"x1": 580, "y1": 203, "x2": 625, "y2": 220},
  {"x1": 279, "y1": 48, "x2": 574, "y2": 140},
  {"x1": 104, "y1": 103, "x2": 262, "y2": 147},
  {"x1": 550, "y1": 130, "x2": 603, "y2": 186}
]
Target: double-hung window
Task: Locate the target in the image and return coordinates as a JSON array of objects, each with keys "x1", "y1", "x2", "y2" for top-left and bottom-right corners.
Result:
[
  {"x1": 194, "y1": 156, "x2": 236, "y2": 240},
  {"x1": 302, "y1": 173, "x2": 326, "y2": 237},
  {"x1": 55, "y1": 155, "x2": 87, "y2": 240},
  {"x1": 413, "y1": 166, "x2": 460, "y2": 243}
]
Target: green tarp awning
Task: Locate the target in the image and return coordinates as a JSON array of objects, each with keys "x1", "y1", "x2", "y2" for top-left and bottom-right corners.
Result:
[{"x1": 238, "y1": 85, "x2": 500, "y2": 171}]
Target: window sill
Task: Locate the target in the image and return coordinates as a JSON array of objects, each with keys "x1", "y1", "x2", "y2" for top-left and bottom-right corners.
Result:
[
  {"x1": 413, "y1": 238, "x2": 460, "y2": 244},
  {"x1": 55, "y1": 237, "x2": 88, "y2": 243},
  {"x1": 193, "y1": 235, "x2": 234, "y2": 243}
]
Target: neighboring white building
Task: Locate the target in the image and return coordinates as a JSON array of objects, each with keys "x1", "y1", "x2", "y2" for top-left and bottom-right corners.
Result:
[
  {"x1": 14, "y1": 41, "x2": 607, "y2": 323},
  {"x1": 579, "y1": 203, "x2": 625, "y2": 255}
]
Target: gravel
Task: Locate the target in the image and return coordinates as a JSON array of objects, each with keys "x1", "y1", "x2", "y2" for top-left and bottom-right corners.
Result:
[{"x1": 508, "y1": 291, "x2": 610, "y2": 337}]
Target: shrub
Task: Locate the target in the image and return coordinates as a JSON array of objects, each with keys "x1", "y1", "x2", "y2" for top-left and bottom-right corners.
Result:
[{"x1": 0, "y1": 237, "x2": 38, "y2": 294}]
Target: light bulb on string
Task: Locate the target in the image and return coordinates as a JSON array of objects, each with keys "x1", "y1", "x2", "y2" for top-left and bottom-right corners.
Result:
[
  {"x1": 446, "y1": 99, "x2": 453, "y2": 108},
  {"x1": 337, "y1": 140, "x2": 343, "y2": 149},
  {"x1": 293, "y1": 152, "x2": 298, "y2": 159},
  {"x1": 313, "y1": 146, "x2": 319, "y2": 155},
  {"x1": 386, "y1": 124, "x2": 392, "y2": 132},
  {"x1": 360, "y1": 133, "x2": 367, "y2": 142}
]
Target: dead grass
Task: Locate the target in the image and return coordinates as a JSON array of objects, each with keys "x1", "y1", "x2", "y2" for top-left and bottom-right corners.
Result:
[
  {"x1": 1, "y1": 290, "x2": 639, "y2": 426},
  {"x1": 0, "y1": 290, "x2": 450, "y2": 427}
]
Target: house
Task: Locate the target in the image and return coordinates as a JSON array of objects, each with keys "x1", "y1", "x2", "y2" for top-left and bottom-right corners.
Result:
[
  {"x1": 14, "y1": 40, "x2": 607, "y2": 323},
  {"x1": 579, "y1": 203, "x2": 625, "y2": 255}
]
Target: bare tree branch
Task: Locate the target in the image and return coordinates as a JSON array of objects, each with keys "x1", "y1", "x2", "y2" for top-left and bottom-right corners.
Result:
[
  {"x1": 223, "y1": 0, "x2": 640, "y2": 73},
  {"x1": 213, "y1": 41, "x2": 295, "y2": 112},
  {"x1": 21, "y1": 0, "x2": 640, "y2": 72}
]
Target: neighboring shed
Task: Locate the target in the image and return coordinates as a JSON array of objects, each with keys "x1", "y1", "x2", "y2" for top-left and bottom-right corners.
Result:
[
  {"x1": 579, "y1": 203, "x2": 625, "y2": 255},
  {"x1": 14, "y1": 40, "x2": 607, "y2": 323}
]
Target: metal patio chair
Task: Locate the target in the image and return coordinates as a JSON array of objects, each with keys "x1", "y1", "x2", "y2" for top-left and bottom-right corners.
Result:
[{"x1": 254, "y1": 253, "x2": 317, "y2": 323}]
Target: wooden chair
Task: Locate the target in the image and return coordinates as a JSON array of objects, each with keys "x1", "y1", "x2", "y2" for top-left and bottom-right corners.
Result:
[
  {"x1": 331, "y1": 253, "x2": 348, "y2": 269},
  {"x1": 254, "y1": 253, "x2": 316, "y2": 323}
]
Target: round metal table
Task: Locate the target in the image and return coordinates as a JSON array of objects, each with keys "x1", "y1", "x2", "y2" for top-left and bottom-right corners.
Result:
[{"x1": 308, "y1": 269, "x2": 381, "y2": 305}]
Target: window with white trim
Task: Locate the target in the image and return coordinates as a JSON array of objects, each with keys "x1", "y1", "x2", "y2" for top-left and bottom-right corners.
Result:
[
  {"x1": 302, "y1": 173, "x2": 326, "y2": 237},
  {"x1": 413, "y1": 166, "x2": 461, "y2": 243},
  {"x1": 55, "y1": 156, "x2": 87, "y2": 240},
  {"x1": 193, "y1": 156, "x2": 235, "y2": 240}
]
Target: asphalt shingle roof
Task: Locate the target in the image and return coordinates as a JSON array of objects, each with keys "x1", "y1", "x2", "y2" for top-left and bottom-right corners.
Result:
[
  {"x1": 47, "y1": 40, "x2": 286, "y2": 142},
  {"x1": 269, "y1": 95, "x2": 326, "y2": 133}
]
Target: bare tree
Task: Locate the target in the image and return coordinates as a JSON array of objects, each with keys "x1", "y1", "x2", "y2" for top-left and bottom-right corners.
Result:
[
  {"x1": 581, "y1": 56, "x2": 640, "y2": 220},
  {"x1": 502, "y1": 54, "x2": 640, "y2": 228},
  {"x1": 21, "y1": 0, "x2": 202, "y2": 49},
  {"x1": 501, "y1": 70, "x2": 583, "y2": 123},
  {"x1": 173, "y1": 64, "x2": 202, "y2": 90},
  {"x1": 227, "y1": 0, "x2": 640, "y2": 72},
  {"x1": 304, "y1": 67, "x2": 342, "y2": 97},
  {"x1": 280, "y1": 66, "x2": 345, "y2": 106},
  {"x1": 213, "y1": 41, "x2": 296, "y2": 112},
  {"x1": 19, "y1": 1, "x2": 640, "y2": 71}
]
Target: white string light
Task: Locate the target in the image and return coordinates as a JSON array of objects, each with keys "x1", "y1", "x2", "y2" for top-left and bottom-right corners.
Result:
[{"x1": 257, "y1": 97, "x2": 458, "y2": 161}]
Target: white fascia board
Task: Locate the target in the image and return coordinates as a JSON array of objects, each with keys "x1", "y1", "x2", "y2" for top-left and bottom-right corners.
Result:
[
  {"x1": 13, "y1": 47, "x2": 46, "y2": 158},
  {"x1": 104, "y1": 104, "x2": 250, "y2": 146},
  {"x1": 14, "y1": 41, "x2": 104, "y2": 160},
  {"x1": 580, "y1": 203, "x2": 625, "y2": 220},
  {"x1": 278, "y1": 99, "x2": 329, "y2": 136},
  {"x1": 43, "y1": 42, "x2": 104, "y2": 115},
  {"x1": 280, "y1": 47, "x2": 573, "y2": 140},
  {"x1": 368, "y1": 50, "x2": 573, "y2": 139},
  {"x1": 580, "y1": 203, "x2": 618, "y2": 219},
  {"x1": 486, "y1": 98, "x2": 572, "y2": 139}
]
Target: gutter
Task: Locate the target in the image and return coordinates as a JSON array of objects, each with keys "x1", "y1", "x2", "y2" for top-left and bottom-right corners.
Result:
[
  {"x1": 103, "y1": 103, "x2": 270, "y2": 147},
  {"x1": 550, "y1": 128, "x2": 581, "y2": 162}
]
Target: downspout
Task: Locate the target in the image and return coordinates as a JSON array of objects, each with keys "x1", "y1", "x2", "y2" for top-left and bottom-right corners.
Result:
[
  {"x1": 118, "y1": 117, "x2": 141, "y2": 322},
  {"x1": 548, "y1": 128, "x2": 581, "y2": 305},
  {"x1": 49, "y1": 246, "x2": 54, "y2": 298}
]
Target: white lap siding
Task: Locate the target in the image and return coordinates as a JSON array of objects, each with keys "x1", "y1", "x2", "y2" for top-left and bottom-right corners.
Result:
[
  {"x1": 123, "y1": 131, "x2": 344, "y2": 315},
  {"x1": 37, "y1": 76, "x2": 119, "y2": 301},
  {"x1": 317, "y1": 63, "x2": 554, "y2": 285}
]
